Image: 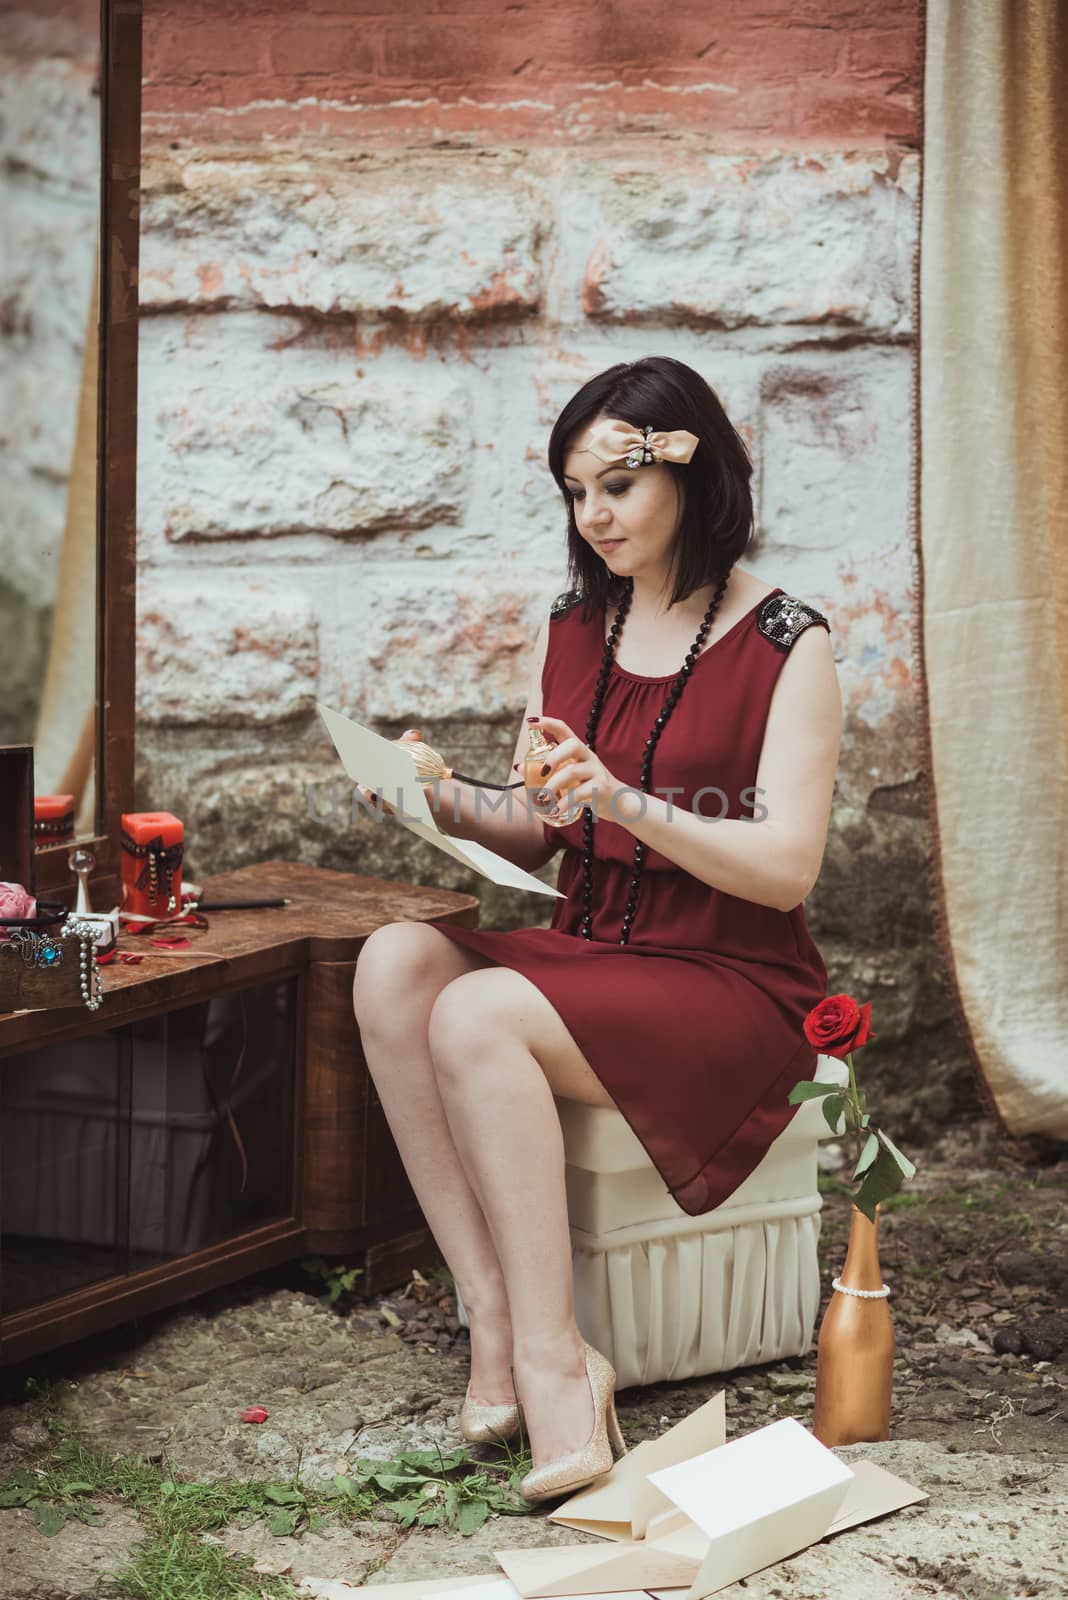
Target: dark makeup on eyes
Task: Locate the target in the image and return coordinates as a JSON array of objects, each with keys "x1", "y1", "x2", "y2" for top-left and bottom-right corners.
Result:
[{"x1": 563, "y1": 470, "x2": 631, "y2": 500}]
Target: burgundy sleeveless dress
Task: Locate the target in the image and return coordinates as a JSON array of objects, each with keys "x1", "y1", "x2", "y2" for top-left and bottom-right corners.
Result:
[{"x1": 425, "y1": 585, "x2": 832, "y2": 1217}]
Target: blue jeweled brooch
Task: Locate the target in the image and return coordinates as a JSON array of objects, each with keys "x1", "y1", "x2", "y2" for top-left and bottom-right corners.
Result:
[{"x1": 9, "y1": 928, "x2": 64, "y2": 968}]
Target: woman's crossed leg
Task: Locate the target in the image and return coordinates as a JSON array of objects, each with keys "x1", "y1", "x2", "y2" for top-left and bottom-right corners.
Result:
[{"x1": 352, "y1": 920, "x2": 615, "y2": 1467}]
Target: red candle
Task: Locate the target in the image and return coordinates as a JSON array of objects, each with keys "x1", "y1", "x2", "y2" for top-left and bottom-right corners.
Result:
[
  {"x1": 121, "y1": 811, "x2": 184, "y2": 918},
  {"x1": 34, "y1": 793, "x2": 76, "y2": 844}
]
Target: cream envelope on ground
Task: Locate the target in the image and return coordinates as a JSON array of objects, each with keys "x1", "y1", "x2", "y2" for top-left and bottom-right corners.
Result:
[
  {"x1": 547, "y1": 1392, "x2": 727, "y2": 1541},
  {"x1": 316, "y1": 702, "x2": 563, "y2": 898},
  {"x1": 497, "y1": 1537, "x2": 698, "y2": 1598},
  {"x1": 646, "y1": 1417, "x2": 853, "y2": 1600},
  {"x1": 825, "y1": 1458, "x2": 928, "y2": 1533}
]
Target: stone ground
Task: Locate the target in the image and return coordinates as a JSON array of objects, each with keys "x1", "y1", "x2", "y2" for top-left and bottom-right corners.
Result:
[{"x1": 1, "y1": 1119, "x2": 1065, "y2": 1600}]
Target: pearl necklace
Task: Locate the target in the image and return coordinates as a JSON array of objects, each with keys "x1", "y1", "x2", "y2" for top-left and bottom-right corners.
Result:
[
  {"x1": 72, "y1": 921, "x2": 103, "y2": 1012},
  {"x1": 831, "y1": 1276, "x2": 891, "y2": 1299},
  {"x1": 579, "y1": 572, "x2": 729, "y2": 945}
]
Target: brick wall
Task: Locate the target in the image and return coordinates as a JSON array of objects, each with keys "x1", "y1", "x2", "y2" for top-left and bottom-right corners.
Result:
[
  {"x1": 141, "y1": 0, "x2": 918, "y2": 148},
  {"x1": 135, "y1": 1, "x2": 976, "y2": 1138}
]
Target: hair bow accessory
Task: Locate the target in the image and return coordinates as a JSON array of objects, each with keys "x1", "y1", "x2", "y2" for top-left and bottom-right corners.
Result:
[{"x1": 584, "y1": 419, "x2": 699, "y2": 469}]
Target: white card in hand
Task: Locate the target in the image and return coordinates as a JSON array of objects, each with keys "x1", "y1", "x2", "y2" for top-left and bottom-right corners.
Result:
[{"x1": 317, "y1": 702, "x2": 565, "y2": 898}]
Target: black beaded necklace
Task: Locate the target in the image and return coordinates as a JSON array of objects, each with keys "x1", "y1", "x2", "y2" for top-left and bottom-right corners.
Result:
[{"x1": 579, "y1": 570, "x2": 729, "y2": 945}]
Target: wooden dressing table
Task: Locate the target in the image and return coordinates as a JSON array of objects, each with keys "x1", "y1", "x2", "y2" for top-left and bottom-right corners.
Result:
[{"x1": 0, "y1": 862, "x2": 478, "y2": 1365}]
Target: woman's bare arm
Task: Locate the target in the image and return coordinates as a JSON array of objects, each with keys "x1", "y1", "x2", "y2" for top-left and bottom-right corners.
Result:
[{"x1": 598, "y1": 625, "x2": 842, "y2": 911}]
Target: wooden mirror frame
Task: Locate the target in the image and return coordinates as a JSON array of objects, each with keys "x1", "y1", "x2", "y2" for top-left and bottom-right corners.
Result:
[{"x1": 32, "y1": 0, "x2": 141, "y2": 913}]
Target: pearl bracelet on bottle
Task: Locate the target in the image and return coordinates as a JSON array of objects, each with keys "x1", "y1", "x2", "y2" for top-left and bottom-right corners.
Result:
[{"x1": 832, "y1": 1276, "x2": 891, "y2": 1299}]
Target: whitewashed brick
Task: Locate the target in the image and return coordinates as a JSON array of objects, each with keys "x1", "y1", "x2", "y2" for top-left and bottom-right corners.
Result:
[
  {"x1": 351, "y1": 575, "x2": 551, "y2": 722},
  {"x1": 137, "y1": 315, "x2": 470, "y2": 541},
  {"x1": 0, "y1": 56, "x2": 98, "y2": 195},
  {"x1": 139, "y1": 151, "x2": 545, "y2": 320},
  {"x1": 573, "y1": 152, "x2": 917, "y2": 335},
  {"x1": 756, "y1": 351, "x2": 912, "y2": 580},
  {"x1": 136, "y1": 574, "x2": 319, "y2": 725}
]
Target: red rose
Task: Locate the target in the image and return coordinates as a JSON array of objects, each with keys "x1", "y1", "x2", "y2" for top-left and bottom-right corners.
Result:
[{"x1": 803, "y1": 994, "x2": 876, "y2": 1058}]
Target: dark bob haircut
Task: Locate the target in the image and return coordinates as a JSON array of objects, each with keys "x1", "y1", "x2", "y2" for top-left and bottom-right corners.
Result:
[{"x1": 546, "y1": 355, "x2": 754, "y2": 620}]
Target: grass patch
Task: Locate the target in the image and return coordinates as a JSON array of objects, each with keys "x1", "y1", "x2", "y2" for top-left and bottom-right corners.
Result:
[
  {"x1": 2, "y1": 1378, "x2": 537, "y2": 1599},
  {"x1": 877, "y1": 1190, "x2": 928, "y2": 1214},
  {"x1": 102, "y1": 1532, "x2": 304, "y2": 1600}
]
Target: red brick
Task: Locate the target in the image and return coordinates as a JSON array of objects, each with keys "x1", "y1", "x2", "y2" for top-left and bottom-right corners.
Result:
[
  {"x1": 267, "y1": 22, "x2": 378, "y2": 79},
  {"x1": 142, "y1": 0, "x2": 920, "y2": 146}
]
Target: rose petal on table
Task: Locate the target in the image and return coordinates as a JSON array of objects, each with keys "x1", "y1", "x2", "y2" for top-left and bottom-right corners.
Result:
[{"x1": 240, "y1": 1405, "x2": 269, "y2": 1424}]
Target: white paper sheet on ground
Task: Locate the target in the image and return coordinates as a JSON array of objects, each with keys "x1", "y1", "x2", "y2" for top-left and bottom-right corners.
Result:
[
  {"x1": 418, "y1": 1582, "x2": 523, "y2": 1600},
  {"x1": 646, "y1": 1417, "x2": 854, "y2": 1600},
  {"x1": 548, "y1": 1393, "x2": 727, "y2": 1542},
  {"x1": 338, "y1": 1581, "x2": 654, "y2": 1600},
  {"x1": 315, "y1": 1578, "x2": 511, "y2": 1600},
  {"x1": 317, "y1": 703, "x2": 564, "y2": 898}
]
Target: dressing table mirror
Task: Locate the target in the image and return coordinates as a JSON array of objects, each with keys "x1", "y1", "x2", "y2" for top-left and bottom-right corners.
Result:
[
  {"x1": 0, "y1": 0, "x2": 137, "y2": 908},
  {"x1": 0, "y1": 0, "x2": 477, "y2": 1366}
]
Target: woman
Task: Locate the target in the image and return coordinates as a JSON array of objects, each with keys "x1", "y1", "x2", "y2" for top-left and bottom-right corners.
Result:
[{"x1": 352, "y1": 355, "x2": 841, "y2": 1502}]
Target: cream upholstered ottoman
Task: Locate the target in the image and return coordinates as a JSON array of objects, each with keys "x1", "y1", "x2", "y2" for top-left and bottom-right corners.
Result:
[{"x1": 558, "y1": 1053, "x2": 848, "y2": 1387}]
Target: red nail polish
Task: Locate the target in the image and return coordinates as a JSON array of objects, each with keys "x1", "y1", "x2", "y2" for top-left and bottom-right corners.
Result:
[{"x1": 540, "y1": 763, "x2": 551, "y2": 777}]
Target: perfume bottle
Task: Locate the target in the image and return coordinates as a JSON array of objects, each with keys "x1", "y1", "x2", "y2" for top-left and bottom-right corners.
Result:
[{"x1": 522, "y1": 718, "x2": 581, "y2": 817}]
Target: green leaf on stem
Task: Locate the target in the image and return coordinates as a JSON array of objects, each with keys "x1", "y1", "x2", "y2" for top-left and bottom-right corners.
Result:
[
  {"x1": 821, "y1": 1094, "x2": 847, "y2": 1135},
  {"x1": 875, "y1": 1126, "x2": 916, "y2": 1180},
  {"x1": 854, "y1": 1143, "x2": 907, "y2": 1222},
  {"x1": 788, "y1": 1081, "x2": 842, "y2": 1103},
  {"x1": 853, "y1": 1131, "x2": 879, "y2": 1180}
]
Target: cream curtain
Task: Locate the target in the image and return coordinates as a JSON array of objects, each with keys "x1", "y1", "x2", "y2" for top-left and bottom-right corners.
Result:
[
  {"x1": 921, "y1": 0, "x2": 1068, "y2": 1136},
  {"x1": 33, "y1": 255, "x2": 99, "y2": 836}
]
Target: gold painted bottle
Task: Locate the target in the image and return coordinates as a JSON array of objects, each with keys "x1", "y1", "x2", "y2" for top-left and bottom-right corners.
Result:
[
  {"x1": 812, "y1": 1203, "x2": 894, "y2": 1446},
  {"x1": 522, "y1": 719, "x2": 580, "y2": 817}
]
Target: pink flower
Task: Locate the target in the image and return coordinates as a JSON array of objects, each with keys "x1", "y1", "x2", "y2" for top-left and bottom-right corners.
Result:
[{"x1": 0, "y1": 882, "x2": 35, "y2": 940}]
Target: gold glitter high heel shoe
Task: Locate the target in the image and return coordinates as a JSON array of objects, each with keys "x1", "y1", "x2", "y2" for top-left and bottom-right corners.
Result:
[
  {"x1": 518, "y1": 1340, "x2": 626, "y2": 1503},
  {"x1": 458, "y1": 1380, "x2": 522, "y2": 1446}
]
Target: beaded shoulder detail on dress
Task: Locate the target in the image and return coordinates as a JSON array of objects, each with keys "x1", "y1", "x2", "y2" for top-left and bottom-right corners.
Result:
[
  {"x1": 755, "y1": 592, "x2": 831, "y2": 653},
  {"x1": 550, "y1": 588, "x2": 584, "y2": 620}
]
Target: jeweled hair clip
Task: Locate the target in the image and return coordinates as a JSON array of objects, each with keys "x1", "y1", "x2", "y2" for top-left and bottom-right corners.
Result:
[{"x1": 584, "y1": 419, "x2": 700, "y2": 469}]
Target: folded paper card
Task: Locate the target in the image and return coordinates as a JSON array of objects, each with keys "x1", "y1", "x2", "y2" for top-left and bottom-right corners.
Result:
[
  {"x1": 497, "y1": 1416, "x2": 927, "y2": 1600},
  {"x1": 317, "y1": 703, "x2": 564, "y2": 899},
  {"x1": 646, "y1": 1417, "x2": 853, "y2": 1599},
  {"x1": 548, "y1": 1392, "x2": 727, "y2": 1542}
]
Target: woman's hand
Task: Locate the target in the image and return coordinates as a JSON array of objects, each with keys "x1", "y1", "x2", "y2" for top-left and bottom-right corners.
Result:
[
  {"x1": 532, "y1": 716, "x2": 622, "y2": 827},
  {"x1": 356, "y1": 728, "x2": 423, "y2": 816}
]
